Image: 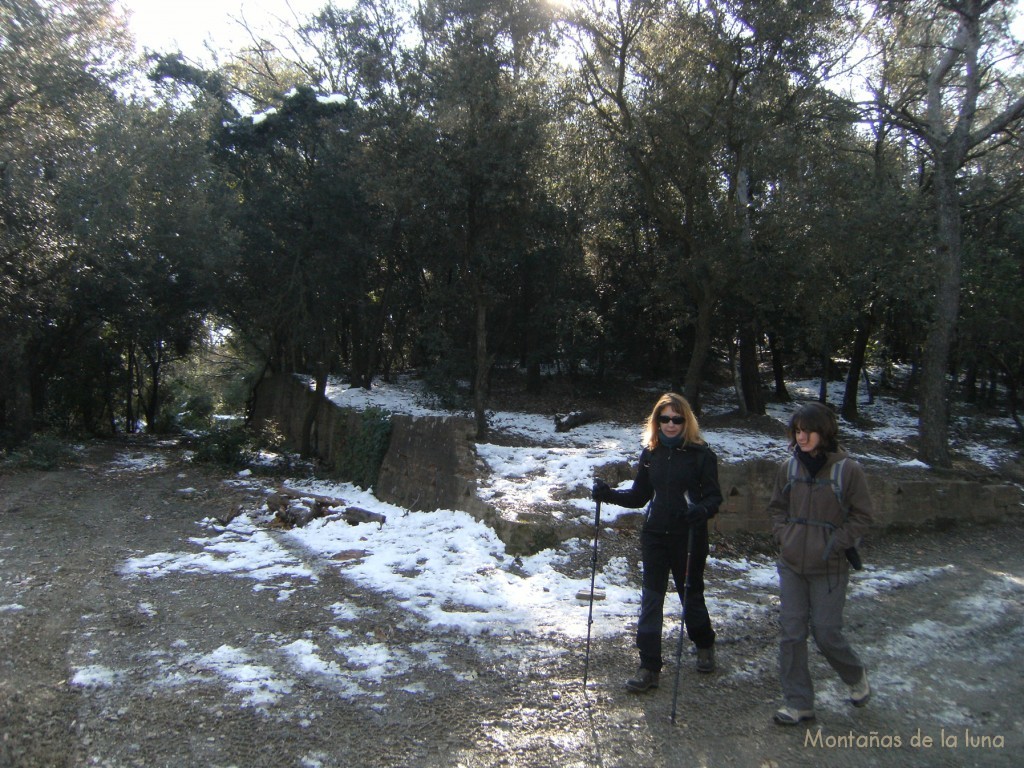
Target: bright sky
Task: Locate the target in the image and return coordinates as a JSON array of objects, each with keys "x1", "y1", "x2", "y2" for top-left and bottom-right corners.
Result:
[
  {"x1": 121, "y1": 0, "x2": 1024, "y2": 70},
  {"x1": 122, "y1": 0, "x2": 1022, "y2": 62},
  {"x1": 119, "y1": 0, "x2": 333, "y2": 59}
]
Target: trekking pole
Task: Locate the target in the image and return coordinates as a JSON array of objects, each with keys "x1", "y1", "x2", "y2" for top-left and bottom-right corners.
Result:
[
  {"x1": 582, "y1": 498, "x2": 601, "y2": 694},
  {"x1": 670, "y1": 524, "x2": 696, "y2": 724}
]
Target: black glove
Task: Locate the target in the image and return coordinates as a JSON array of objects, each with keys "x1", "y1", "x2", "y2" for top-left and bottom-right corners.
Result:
[
  {"x1": 591, "y1": 479, "x2": 613, "y2": 502},
  {"x1": 685, "y1": 503, "x2": 708, "y2": 525},
  {"x1": 845, "y1": 547, "x2": 863, "y2": 570}
]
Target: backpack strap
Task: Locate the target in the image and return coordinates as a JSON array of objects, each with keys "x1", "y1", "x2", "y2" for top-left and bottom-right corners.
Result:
[
  {"x1": 822, "y1": 457, "x2": 852, "y2": 560},
  {"x1": 785, "y1": 456, "x2": 799, "y2": 489},
  {"x1": 784, "y1": 456, "x2": 849, "y2": 515},
  {"x1": 828, "y1": 457, "x2": 849, "y2": 513},
  {"x1": 784, "y1": 454, "x2": 861, "y2": 567},
  {"x1": 783, "y1": 456, "x2": 848, "y2": 532}
]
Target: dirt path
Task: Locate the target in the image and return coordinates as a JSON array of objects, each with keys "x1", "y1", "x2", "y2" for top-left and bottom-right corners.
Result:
[{"x1": 0, "y1": 439, "x2": 1021, "y2": 767}]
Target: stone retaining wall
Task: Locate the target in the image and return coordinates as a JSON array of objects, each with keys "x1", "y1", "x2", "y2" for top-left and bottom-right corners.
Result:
[
  {"x1": 250, "y1": 373, "x2": 360, "y2": 465},
  {"x1": 250, "y1": 374, "x2": 568, "y2": 553},
  {"x1": 252, "y1": 374, "x2": 1021, "y2": 553},
  {"x1": 712, "y1": 461, "x2": 1020, "y2": 534}
]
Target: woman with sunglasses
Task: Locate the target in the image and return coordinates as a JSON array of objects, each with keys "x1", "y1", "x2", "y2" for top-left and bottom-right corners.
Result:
[{"x1": 592, "y1": 392, "x2": 722, "y2": 692}]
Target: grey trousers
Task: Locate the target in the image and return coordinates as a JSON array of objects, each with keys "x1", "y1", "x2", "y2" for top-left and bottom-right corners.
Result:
[{"x1": 778, "y1": 562, "x2": 865, "y2": 710}]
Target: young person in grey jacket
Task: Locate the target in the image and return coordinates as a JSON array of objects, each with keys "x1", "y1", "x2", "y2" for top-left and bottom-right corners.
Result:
[
  {"x1": 592, "y1": 392, "x2": 722, "y2": 692},
  {"x1": 768, "y1": 401, "x2": 874, "y2": 725}
]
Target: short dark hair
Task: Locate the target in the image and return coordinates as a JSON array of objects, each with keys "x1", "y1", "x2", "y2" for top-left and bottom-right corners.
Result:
[{"x1": 787, "y1": 402, "x2": 839, "y2": 452}]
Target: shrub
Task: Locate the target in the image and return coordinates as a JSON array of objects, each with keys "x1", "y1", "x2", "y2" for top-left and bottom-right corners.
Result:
[
  {"x1": 185, "y1": 424, "x2": 258, "y2": 469},
  {"x1": 335, "y1": 408, "x2": 392, "y2": 489},
  {"x1": 1, "y1": 434, "x2": 80, "y2": 471}
]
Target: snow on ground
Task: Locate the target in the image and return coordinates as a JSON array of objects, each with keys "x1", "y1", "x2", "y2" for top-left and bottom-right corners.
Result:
[
  {"x1": 70, "y1": 665, "x2": 121, "y2": 689},
  {"x1": 94, "y1": 374, "x2": 1023, "y2": 713},
  {"x1": 108, "y1": 452, "x2": 169, "y2": 473}
]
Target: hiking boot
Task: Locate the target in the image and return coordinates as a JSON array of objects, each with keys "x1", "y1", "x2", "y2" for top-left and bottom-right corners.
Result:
[
  {"x1": 696, "y1": 645, "x2": 715, "y2": 674},
  {"x1": 849, "y1": 671, "x2": 871, "y2": 707},
  {"x1": 625, "y1": 667, "x2": 659, "y2": 692},
  {"x1": 773, "y1": 705, "x2": 815, "y2": 726}
]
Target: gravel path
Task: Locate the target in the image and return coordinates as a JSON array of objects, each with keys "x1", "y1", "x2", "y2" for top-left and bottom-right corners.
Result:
[{"x1": 1, "y1": 439, "x2": 1021, "y2": 767}]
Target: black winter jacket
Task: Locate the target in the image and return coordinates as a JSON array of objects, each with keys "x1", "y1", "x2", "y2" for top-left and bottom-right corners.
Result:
[{"x1": 606, "y1": 442, "x2": 723, "y2": 534}]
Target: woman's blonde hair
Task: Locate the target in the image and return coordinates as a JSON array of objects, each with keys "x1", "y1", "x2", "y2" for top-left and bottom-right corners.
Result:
[{"x1": 644, "y1": 392, "x2": 704, "y2": 451}]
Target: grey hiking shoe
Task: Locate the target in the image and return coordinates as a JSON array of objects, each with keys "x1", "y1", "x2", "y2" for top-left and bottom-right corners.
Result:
[
  {"x1": 625, "y1": 667, "x2": 659, "y2": 692},
  {"x1": 696, "y1": 645, "x2": 715, "y2": 673},
  {"x1": 849, "y1": 671, "x2": 871, "y2": 707},
  {"x1": 773, "y1": 705, "x2": 815, "y2": 725}
]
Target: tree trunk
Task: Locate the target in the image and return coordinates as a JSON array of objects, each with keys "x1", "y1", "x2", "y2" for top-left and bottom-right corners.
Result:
[
  {"x1": 767, "y1": 332, "x2": 789, "y2": 402},
  {"x1": 733, "y1": 161, "x2": 764, "y2": 416},
  {"x1": 841, "y1": 309, "x2": 874, "y2": 422},
  {"x1": 125, "y1": 341, "x2": 136, "y2": 434},
  {"x1": 739, "y1": 323, "x2": 764, "y2": 415},
  {"x1": 2, "y1": 357, "x2": 33, "y2": 446},
  {"x1": 818, "y1": 347, "x2": 830, "y2": 404},
  {"x1": 683, "y1": 284, "x2": 715, "y2": 412},
  {"x1": 473, "y1": 287, "x2": 489, "y2": 441},
  {"x1": 301, "y1": 366, "x2": 328, "y2": 459},
  {"x1": 729, "y1": 336, "x2": 747, "y2": 417},
  {"x1": 917, "y1": 162, "x2": 960, "y2": 468},
  {"x1": 907, "y1": 1, "x2": 1024, "y2": 465}
]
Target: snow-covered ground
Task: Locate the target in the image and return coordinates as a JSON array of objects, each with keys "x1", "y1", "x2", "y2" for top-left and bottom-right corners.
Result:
[{"x1": 103, "y1": 375, "x2": 1021, "y2": 709}]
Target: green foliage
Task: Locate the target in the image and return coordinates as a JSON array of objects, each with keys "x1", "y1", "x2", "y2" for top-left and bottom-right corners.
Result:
[
  {"x1": 154, "y1": 327, "x2": 264, "y2": 434},
  {"x1": 1, "y1": 434, "x2": 80, "y2": 471},
  {"x1": 221, "y1": 373, "x2": 258, "y2": 416},
  {"x1": 0, "y1": 0, "x2": 226, "y2": 443},
  {"x1": 257, "y1": 418, "x2": 288, "y2": 450},
  {"x1": 185, "y1": 425, "x2": 259, "y2": 469},
  {"x1": 186, "y1": 392, "x2": 216, "y2": 420},
  {"x1": 185, "y1": 418, "x2": 305, "y2": 476},
  {"x1": 6, "y1": 0, "x2": 1024, "y2": 460},
  {"x1": 335, "y1": 408, "x2": 393, "y2": 490},
  {"x1": 174, "y1": 393, "x2": 217, "y2": 432},
  {"x1": 213, "y1": 86, "x2": 380, "y2": 386},
  {"x1": 412, "y1": 318, "x2": 474, "y2": 409}
]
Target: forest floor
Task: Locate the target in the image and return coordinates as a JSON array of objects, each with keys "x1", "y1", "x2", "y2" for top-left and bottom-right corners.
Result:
[{"x1": 0, "y1": 424, "x2": 1022, "y2": 767}]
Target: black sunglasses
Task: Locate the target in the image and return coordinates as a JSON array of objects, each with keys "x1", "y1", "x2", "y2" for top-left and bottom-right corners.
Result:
[{"x1": 658, "y1": 415, "x2": 685, "y2": 425}]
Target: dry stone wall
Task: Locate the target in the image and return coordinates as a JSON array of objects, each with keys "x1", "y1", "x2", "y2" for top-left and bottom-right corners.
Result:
[
  {"x1": 712, "y1": 461, "x2": 1020, "y2": 535},
  {"x1": 250, "y1": 374, "x2": 571, "y2": 552},
  {"x1": 251, "y1": 374, "x2": 1021, "y2": 553}
]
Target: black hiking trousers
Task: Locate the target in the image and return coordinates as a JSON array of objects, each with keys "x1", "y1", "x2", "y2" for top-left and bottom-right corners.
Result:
[{"x1": 636, "y1": 527, "x2": 715, "y2": 672}]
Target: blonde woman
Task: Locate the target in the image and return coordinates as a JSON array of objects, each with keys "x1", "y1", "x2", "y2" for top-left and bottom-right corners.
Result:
[{"x1": 593, "y1": 393, "x2": 722, "y2": 691}]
